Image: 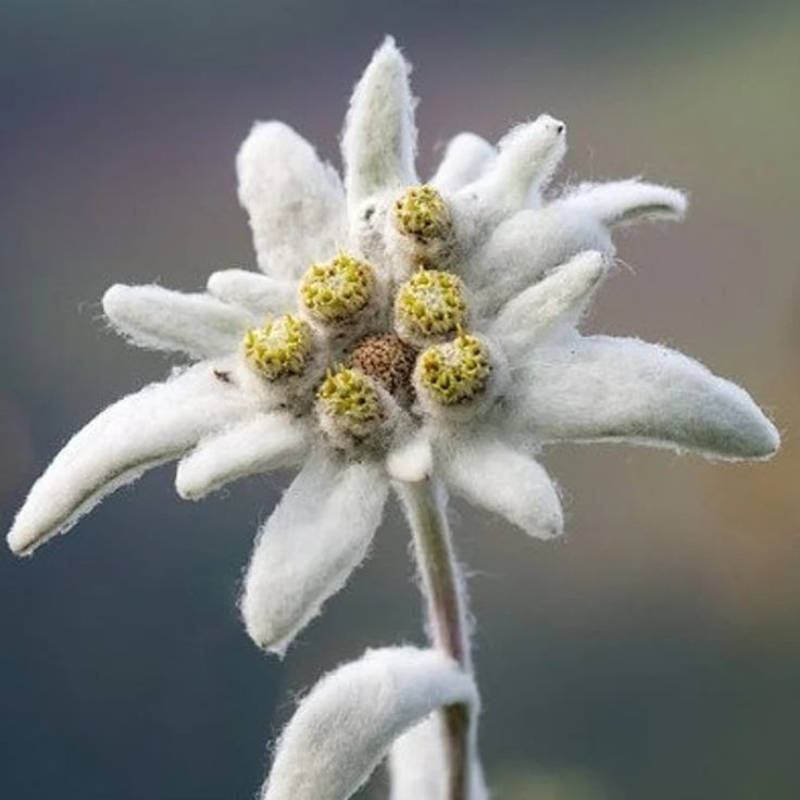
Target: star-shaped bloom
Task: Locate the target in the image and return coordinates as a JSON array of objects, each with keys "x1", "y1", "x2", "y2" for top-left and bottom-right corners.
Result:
[{"x1": 8, "y1": 38, "x2": 779, "y2": 657}]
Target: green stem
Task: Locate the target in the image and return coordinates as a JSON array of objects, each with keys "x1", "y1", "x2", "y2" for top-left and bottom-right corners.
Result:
[{"x1": 398, "y1": 478, "x2": 474, "y2": 800}]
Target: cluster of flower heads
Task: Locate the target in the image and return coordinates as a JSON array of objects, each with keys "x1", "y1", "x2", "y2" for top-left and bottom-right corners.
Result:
[
  {"x1": 233, "y1": 184, "x2": 504, "y2": 456},
  {"x1": 7, "y1": 38, "x2": 779, "y2": 800}
]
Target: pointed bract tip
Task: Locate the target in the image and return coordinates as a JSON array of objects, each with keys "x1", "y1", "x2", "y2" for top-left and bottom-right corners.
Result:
[
  {"x1": 238, "y1": 119, "x2": 309, "y2": 153},
  {"x1": 745, "y1": 414, "x2": 781, "y2": 460},
  {"x1": 101, "y1": 283, "x2": 130, "y2": 317},
  {"x1": 365, "y1": 35, "x2": 408, "y2": 76},
  {"x1": 7, "y1": 526, "x2": 33, "y2": 557}
]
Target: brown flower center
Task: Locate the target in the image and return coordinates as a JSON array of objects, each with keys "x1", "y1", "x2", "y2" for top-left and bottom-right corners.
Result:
[{"x1": 349, "y1": 333, "x2": 418, "y2": 400}]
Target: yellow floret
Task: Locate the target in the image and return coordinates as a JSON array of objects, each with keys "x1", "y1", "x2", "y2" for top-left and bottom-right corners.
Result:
[
  {"x1": 418, "y1": 332, "x2": 492, "y2": 406},
  {"x1": 317, "y1": 367, "x2": 383, "y2": 431},
  {"x1": 299, "y1": 252, "x2": 375, "y2": 324},
  {"x1": 393, "y1": 185, "x2": 452, "y2": 241},
  {"x1": 395, "y1": 269, "x2": 467, "y2": 340},
  {"x1": 242, "y1": 314, "x2": 312, "y2": 381}
]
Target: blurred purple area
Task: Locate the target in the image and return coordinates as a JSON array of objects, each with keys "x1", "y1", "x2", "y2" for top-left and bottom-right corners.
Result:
[{"x1": 1, "y1": 2, "x2": 798, "y2": 798}]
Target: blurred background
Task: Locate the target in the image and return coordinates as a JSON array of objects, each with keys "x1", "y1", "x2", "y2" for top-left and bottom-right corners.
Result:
[{"x1": 1, "y1": 1, "x2": 798, "y2": 798}]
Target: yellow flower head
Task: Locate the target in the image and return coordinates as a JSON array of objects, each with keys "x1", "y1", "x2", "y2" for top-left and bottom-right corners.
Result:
[
  {"x1": 417, "y1": 331, "x2": 492, "y2": 406},
  {"x1": 393, "y1": 185, "x2": 452, "y2": 242},
  {"x1": 395, "y1": 269, "x2": 467, "y2": 341},
  {"x1": 243, "y1": 314, "x2": 313, "y2": 381},
  {"x1": 317, "y1": 367, "x2": 383, "y2": 438},
  {"x1": 299, "y1": 252, "x2": 375, "y2": 324}
]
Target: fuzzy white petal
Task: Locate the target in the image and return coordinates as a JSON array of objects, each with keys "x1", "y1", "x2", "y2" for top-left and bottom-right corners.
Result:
[
  {"x1": 342, "y1": 36, "x2": 417, "y2": 207},
  {"x1": 103, "y1": 284, "x2": 255, "y2": 359},
  {"x1": 560, "y1": 179, "x2": 687, "y2": 227},
  {"x1": 7, "y1": 361, "x2": 253, "y2": 556},
  {"x1": 430, "y1": 133, "x2": 496, "y2": 193},
  {"x1": 241, "y1": 453, "x2": 389, "y2": 654},
  {"x1": 237, "y1": 121, "x2": 346, "y2": 280},
  {"x1": 510, "y1": 335, "x2": 780, "y2": 460},
  {"x1": 175, "y1": 413, "x2": 310, "y2": 500},
  {"x1": 389, "y1": 715, "x2": 488, "y2": 800},
  {"x1": 490, "y1": 251, "x2": 609, "y2": 358},
  {"x1": 206, "y1": 269, "x2": 297, "y2": 317},
  {"x1": 465, "y1": 205, "x2": 614, "y2": 314},
  {"x1": 460, "y1": 115, "x2": 566, "y2": 214},
  {"x1": 386, "y1": 431, "x2": 433, "y2": 483},
  {"x1": 435, "y1": 436, "x2": 563, "y2": 539},
  {"x1": 262, "y1": 647, "x2": 476, "y2": 800}
]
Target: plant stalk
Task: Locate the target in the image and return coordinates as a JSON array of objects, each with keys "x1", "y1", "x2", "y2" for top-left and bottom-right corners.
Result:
[{"x1": 398, "y1": 478, "x2": 475, "y2": 800}]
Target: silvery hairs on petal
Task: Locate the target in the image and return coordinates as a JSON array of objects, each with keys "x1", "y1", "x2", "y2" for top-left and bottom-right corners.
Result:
[
  {"x1": 430, "y1": 133, "x2": 496, "y2": 194},
  {"x1": 464, "y1": 178, "x2": 686, "y2": 314},
  {"x1": 460, "y1": 114, "x2": 566, "y2": 214},
  {"x1": 176, "y1": 412, "x2": 310, "y2": 501},
  {"x1": 261, "y1": 647, "x2": 477, "y2": 800},
  {"x1": 508, "y1": 335, "x2": 779, "y2": 460},
  {"x1": 237, "y1": 121, "x2": 346, "y2": 280},
  {"x1": 206, "y1": 269, "x2": 298, "y2": 318},
  {"x1": 240, "y1": 453, "x2": 389, "y2": 655},
  {"x1": 7, "y1": 360, "x2": 253, "y2": 556},
  {"x1": 342, "y1": 36, "x2": 417, "y2": 207},
  {"x1": 434, "y1": 434, "x2": 564, "y2": 540},
  {"x1": 103, "y1": 283, "x2": 257, "y2": 359}
]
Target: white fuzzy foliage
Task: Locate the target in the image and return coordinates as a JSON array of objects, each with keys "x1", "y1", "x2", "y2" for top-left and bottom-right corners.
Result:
[
  {"x1": 461, "y1": 115, "x2": 566, "y2": 214},
  {"x1": 389, "y1": 716, "x2": 489, "y2": 800},
  {"x1": 342, "y1": 37, "x2": 417, "y2": 207},
  {"x1": 430, "y1": 133, "x2": 496, "y2": 193},
  {"x1": 435, "y1": 435, "x2": 564, "y2": 539},
  {"x1": 262, "y1": 647, "x2": 476, "y2": 800},
  {"x1": 175, "y1": 413, "x2": 310, "y2": 500},
  {"x1": 7, "y1": 361, "x2": 254, "y2": 555},
  {"x1": 511, "y1": 335, "x2": 780, "y2": 459},
  {"x1": 465, "y1": 205, "x2": 613, "y2": 314},
  {"x1": 241, "y1": 453, "x2": 389, "y2": 654},
  {"x1": 386, "y1": 431, "x2": 433, "y2": 483},
  {"x1": 237, "y1": 121, "x2": 346, "y2": 280},
  {"x1": 560, "y1": 179, "x2": 687, "y2": 227},
  {"x1": 466, "y1": 179, "x2": 685, "y2": 314},
  {"x1": 103, "y1": 283, "x2": 255, "y2": 359},
  {"x1": 206, "y1": 269, "x2": 298, "y2": 318},
  {"x1": 490, "y1": 250, "x2": 609, "y2": 359}
]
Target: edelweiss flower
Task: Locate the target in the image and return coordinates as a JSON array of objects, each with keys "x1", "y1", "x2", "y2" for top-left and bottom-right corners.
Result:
[{"x1": 7, "y1": 39, "x2": 778, "y2": 663}]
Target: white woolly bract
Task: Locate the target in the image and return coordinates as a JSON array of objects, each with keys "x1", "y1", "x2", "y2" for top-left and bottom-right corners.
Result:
[
  {"x1": 560, "y1": 179, "x2": 687, "y2": 227},
  {"x1": 462, "y1": 115, "x2": 565, "y2": 214},
  {"x1": 435, "y1": 435, "x2": 563, "y2": 539},
  {"x1": 7, "y1": 361, "x2": 254, "y2": 555},
  {"x1": 342, "y1": 37, "x2": 417, "y2": 207},
  {"x1": 237, "y1": 121, "x2": 345, "y2": 280},
  {"x1": 103, "y1": 283, "x2": 255, "y2": 359},
  {"x1": 386, "y1": 432, "x2": 433, "y2": 483},
  {"x1": 490, "y1": 250, "x2": 608, "y2": 358},
  {"x1": 262, "y1": 647, "x2": 476, "y2": 800},
  {"x1": 241, "y1": 453, "x2": 389, "y2": 654},
  {"x1": 430, "y1": 133, "x2": 496, "y2": 193},
  {"x1": 206, "y1": 269, "x2": 298, "y2": 317},
  {"x1": 389, "y1": 716, "x2": 488, "y2": 800},
  {"x1": 466, "y1": 205, "x2": 613, "y2": 314},
  {"x1": 510, "y1": 335, "x2": 780, "y2": 459},
  {"x1": 175, "y1": 413, "x2": 310, "y2": 500}
]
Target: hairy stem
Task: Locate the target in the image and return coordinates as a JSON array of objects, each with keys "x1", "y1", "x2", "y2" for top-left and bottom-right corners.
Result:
[{"x1": 398, "y1": 478, "x2": 475, "y2": 800}]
